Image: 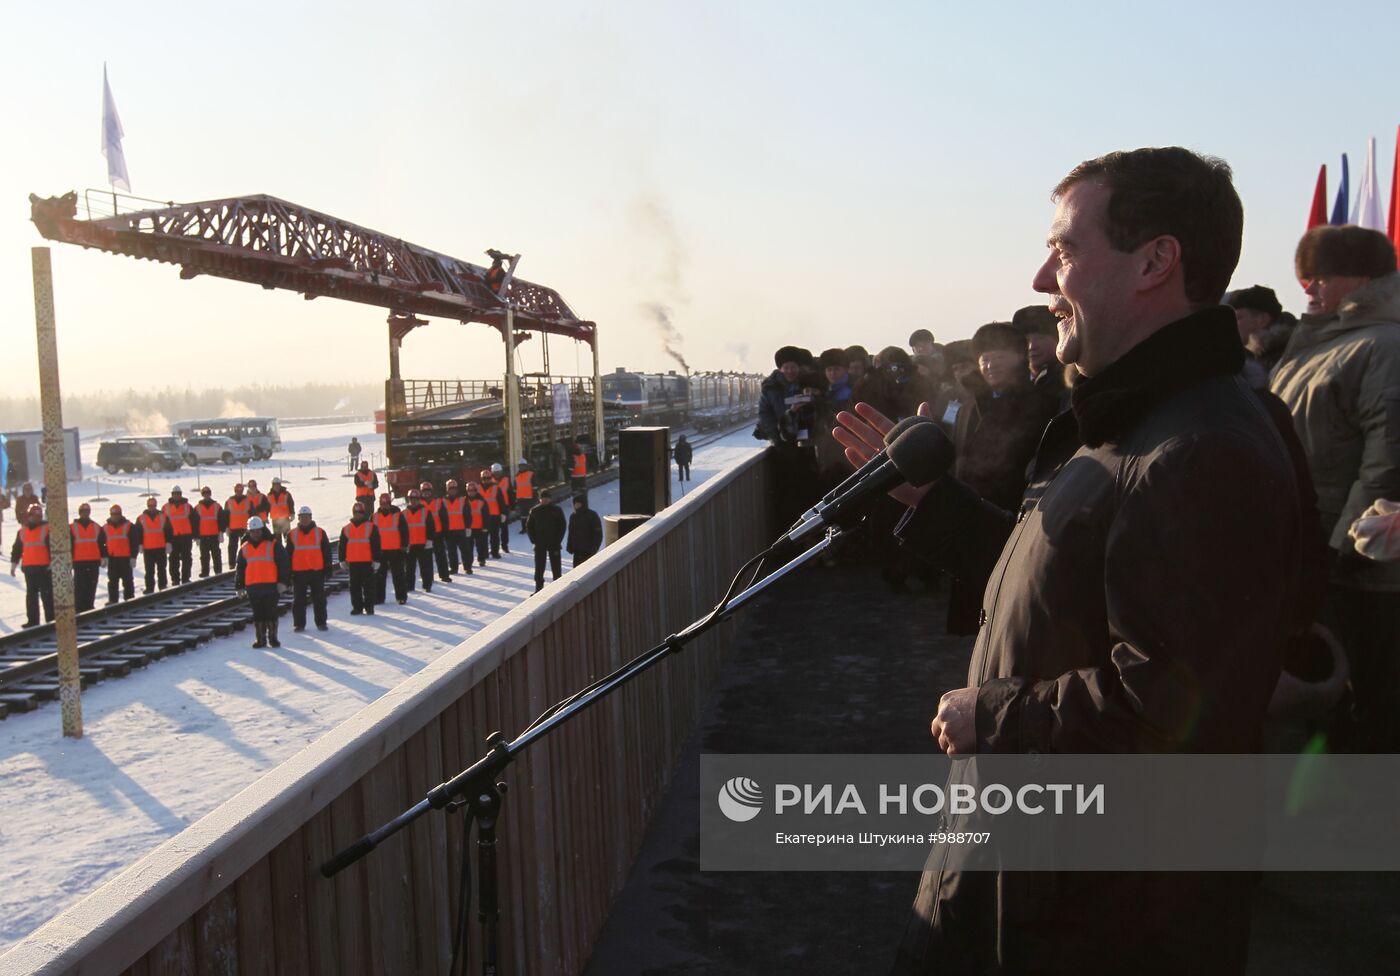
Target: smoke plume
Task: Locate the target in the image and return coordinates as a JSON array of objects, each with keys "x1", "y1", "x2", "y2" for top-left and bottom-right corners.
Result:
[
  {"x1": 641, "y1": 302, "x2": 690, "y2": 373},
  {"x1": 219, "y1": 398, "x2": 255, "y2": 418},
  {"x1": 124, "y1": 408, "x2": 170, "y2": 435}
]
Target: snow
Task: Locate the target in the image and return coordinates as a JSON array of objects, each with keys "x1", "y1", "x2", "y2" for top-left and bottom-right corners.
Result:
[{"x1": 0, "y1": 421, "x2": 763, "y2": 956}]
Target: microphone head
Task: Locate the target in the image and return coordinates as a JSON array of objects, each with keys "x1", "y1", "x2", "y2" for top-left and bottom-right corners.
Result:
[
  {"x1": 881, "y1": 414, "x2": 933, "y2": 447},
  {"x1": 886, "y1": 422, "x2": 954, "y2": 487}
]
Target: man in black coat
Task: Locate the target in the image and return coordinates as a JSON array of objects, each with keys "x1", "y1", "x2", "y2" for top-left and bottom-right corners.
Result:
[
  {"x1": 837, "y1": 147, "x2": 1304, "y2": 975},
  {"x1": 566, "y1": 495, "x2": 603, "y2": 568},
  {"x1": 525, "y1": 489, "x2": 567, "y2": 592}
]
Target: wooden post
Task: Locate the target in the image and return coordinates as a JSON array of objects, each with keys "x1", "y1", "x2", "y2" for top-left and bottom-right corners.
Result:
[{"x1": 31, "y1": 247, "x2": 82, "y2": 738}]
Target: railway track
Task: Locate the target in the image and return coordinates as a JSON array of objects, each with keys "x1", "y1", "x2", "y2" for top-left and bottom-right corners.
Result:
[{"x1": 0, "y1": 420, "x2": 752, "y2": 721}]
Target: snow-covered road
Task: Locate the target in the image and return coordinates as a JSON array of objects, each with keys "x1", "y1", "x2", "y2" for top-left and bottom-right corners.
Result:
[{"x1": 0, "y1": 422, "x2": 763, "y2": 955}]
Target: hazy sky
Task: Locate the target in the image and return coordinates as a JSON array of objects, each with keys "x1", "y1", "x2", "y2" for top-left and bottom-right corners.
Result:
[{"x1": 3, "y1": 0, "x2": 1397, "y2": 398}]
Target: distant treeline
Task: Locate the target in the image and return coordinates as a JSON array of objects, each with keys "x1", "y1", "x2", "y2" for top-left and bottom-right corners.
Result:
[{"x1": 0, "y1": 383, "x2": 384, "y2": 433}]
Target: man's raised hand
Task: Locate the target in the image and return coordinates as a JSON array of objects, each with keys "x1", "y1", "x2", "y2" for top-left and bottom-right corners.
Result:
[{"x1": 832, "y1": 401, "x2": 937, "y2": 509}]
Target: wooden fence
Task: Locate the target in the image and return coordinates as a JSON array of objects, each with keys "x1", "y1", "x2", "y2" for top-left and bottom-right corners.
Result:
[{"x1": 3, "y1": 452, "x2": 771, "y2": 975}]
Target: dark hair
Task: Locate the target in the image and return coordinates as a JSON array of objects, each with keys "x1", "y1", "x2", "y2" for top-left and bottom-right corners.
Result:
[
  {"x1": 875, "y1": 346, "x2": 911, "y2": 369},
  {"x1": 843, "y1": 344, "x2": 869, "y2": 364},
  {"x1": 908, "y1": 328, "x2": 935, "y2": 346},
  {"x1": 1053, "y1": 147, "x2": 1243, "y2": 306},
  {"x1": 942, "y1": 338, "x2": 974, "y2": 366},
  {"x1": 971, "y1": 321, "x2": 1026, "y2": 357},
  {"x1": 1295, "y1": 225, "x2": 1397, "y2": 281}
]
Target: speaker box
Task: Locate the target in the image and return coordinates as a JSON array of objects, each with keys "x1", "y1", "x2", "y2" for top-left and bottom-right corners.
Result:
[{"x1": 619, "y1": 426, "x2": 671, "y2": 516}]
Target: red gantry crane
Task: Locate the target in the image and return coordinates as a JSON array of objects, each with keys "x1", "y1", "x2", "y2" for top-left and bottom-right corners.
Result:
[{"x1": 29, "y1": 189, "x2": 604, "y2": 468}]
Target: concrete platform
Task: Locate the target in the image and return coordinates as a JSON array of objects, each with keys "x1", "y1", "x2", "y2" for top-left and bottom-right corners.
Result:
[{"x1": 585, "y1": 562, "x2": 1400, "y2": 974}]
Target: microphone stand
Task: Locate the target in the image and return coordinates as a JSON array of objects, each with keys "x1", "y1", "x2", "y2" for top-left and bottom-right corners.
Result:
[{"x1": 322, "y1": 525, "x2": 850, "y2": 975}]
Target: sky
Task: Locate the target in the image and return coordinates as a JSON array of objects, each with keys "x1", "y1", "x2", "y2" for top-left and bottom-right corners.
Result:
[{"x1": 2, "y1": 0, "x2": 1398, "y2": 398}]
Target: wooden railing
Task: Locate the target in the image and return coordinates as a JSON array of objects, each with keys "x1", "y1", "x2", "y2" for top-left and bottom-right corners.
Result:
[{"x1": 3, "y1": 452, "x2": 772, "y2": 975}]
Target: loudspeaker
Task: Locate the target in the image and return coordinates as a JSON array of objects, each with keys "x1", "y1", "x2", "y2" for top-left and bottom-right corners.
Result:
[{"x1": 619, "y1": 426, "x2": 671, "y2": 516}]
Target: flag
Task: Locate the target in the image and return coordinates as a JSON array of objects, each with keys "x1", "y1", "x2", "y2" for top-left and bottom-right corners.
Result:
[
  {"x1": 1307, "y1": 164, "x2": 1327, "y2": 230},
  {"x1": 1351, "y1": 136, "x2": 1383, "y2": 231},
  {"x1": 1388, "y1": 124, "x2": 1400, "y2": 270},
  {"x1": 101, "y1": 63, "x2": 130, "y2": 191},
  {"x1": 1330, "y1": 153, "x2": 1350, "y2": 225}
]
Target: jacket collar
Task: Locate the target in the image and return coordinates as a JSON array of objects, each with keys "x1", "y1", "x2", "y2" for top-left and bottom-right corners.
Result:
[{"x1": 1070, "y1": 305, "x2": 1245, "y2": 447}]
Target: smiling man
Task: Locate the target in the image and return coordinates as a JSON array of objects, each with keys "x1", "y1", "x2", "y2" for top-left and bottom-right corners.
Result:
[{"x1": 837, "y1": 147, "x2": 1305, "y2": 974}]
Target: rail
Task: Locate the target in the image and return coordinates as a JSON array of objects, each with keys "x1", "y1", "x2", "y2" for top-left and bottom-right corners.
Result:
[{"x1": 1, "y1": 447, "x2": 772, "y2": 975}]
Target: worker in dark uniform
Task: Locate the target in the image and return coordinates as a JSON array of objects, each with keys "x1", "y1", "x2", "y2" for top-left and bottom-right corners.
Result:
[
  {"x1": 402, "y1": 488, "x2": 438, "y2": 593},
  {"x1": 479, "y1": 468, "x2": 507, "y2": 558},
  {"x1": 674, "y1": 434, "x2": 693, "y2": 481},
  {"x1": 347, "y1": 436, "x2": 361, "y2": 472},
  {"x1": 466, "y1": 481, "x2": 490, "y2": 568},
  {"x1": 235, "y1": 516, "x2": 288, "y2": 648},
  {"x1": 441, "y1": 479, "x2": 473, "y2": 576},
  {"x1": 70, "y1": 502, "x2": 103, "y2": 612},
  {"x1": 10, "y1": 503, "x2": 54, "y2": 627},
  {"x1": 570, "y1": 443, "x2": 589, "y2": 496},
  {"x1": 526, "y1": 490, "x2": 566, "y2": 592},
  {"x1": 162, "y1": 486, "x2": 195, "y2": 585},
  {"x1": 566, "y1": 494, "x2": 604, "y2": 568},
  {"x1": 137, "y1": 496, "x2": 170, "y2": 593},
  {"x1": 353, "y1": 461, "x2": 378, "y2": 513},
  {"x1": 514, "y1": 459, "x2": 536, "y2": 523},
  {"x1": 339, "y1": 501, "x2": 380, "y2": 615},
  {"x1": 289, "y1": 506, "x2": 333, "y2": 632},
  {"x1": 100, "y1": 503, "x2": 136, "y2": 605},
  {"x1": 373, "y1": 492, "x2": 409, "y2": 606},
  {"x1": 421, "y1": 481, "x2": 454, "y2": 582},
  {"x1": 224, "y1": 483, "x2": 252, "y2": 568},
  {"x1": 192, "y1": 486, "x2": 227, "y2": 577}
]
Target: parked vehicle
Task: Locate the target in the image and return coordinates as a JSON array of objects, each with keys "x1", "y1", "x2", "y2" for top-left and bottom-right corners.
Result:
[
  {"x1": 181, "y1": 435, "x2": 253, "y2": 466},
  {"x1": 97, "y1": 439, "x2": 183, "y2": 474},
  {"x1": 171, "y1": 417, "x2": 282, "y2": 459}
]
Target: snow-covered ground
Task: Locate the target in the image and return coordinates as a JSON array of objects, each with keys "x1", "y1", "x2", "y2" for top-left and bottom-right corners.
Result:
[{"x1": 0, "y1": 421, "x2": 762, "y2": 955}]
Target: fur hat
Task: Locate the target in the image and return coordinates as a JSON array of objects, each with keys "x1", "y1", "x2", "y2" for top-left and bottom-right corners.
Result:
[
  {"x1": 1295, "y1": 225, "x2": 1397, "y2": 281},
  {"x1": 774, "y1": 345, "x2": 806, "y2": 368},
  {"x1": 818, "y1": 347, "x2": 848, "y2": 369},
  {"x1": 1011, "y1": 305, "x2": 1058, "y2": 337},
  {"x1": 1225, "y1": 285, "x2": 1282, "y2": 318},
  {"x1": 970, "y1": 321, "x2": 1026, "y2": 357}
]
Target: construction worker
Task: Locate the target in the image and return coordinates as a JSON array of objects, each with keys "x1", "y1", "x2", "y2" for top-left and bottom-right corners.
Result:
[
  {"x1": 225, "y1": 483, "x2": 252, "y2": 567},
  {"x1": 466, "y1": 481, "x2": 490, "y2": 568},
  {"x1": 244, "y1": 478, "x2": 270, "y2": 521},
  {"x1": 373, "y1": 492, "x2": 409, "y2": 606},
  {"x1": 339, "y1": 501, "x2": 380, "y2": 615},
  {"x1": 163, "y1": 486, "x2": 195, "y2": 585},
  {"x1": 235, "y1": 516, "x2": 288, "y2": 648},
  {"x1": 421, "y1": 481, "x2": 454, "y2": 582},
  {"x1": 70, "y1": 502, "x2": 103, "y2": 612},
  {"x1": 441, "y1": 480, "x2": 473, "y2": 576},
  {"x1": 570, "y1": 443, "x2": 589, "y2": 496},
  {"x1": 514, "y1": 459, "x2": 536, "y2": 523},
  {"x1": 289, "y1": 506, "x2": 333, "y2": 632},
  {"x1": 353, "y1": 460, "x2": 378, "y2": 512},
  {"x1": 479, "y1": 468, "x2": 507, "y2": 558},
  {"x1": 137, "y1": 496, "x2": 170, "y2": 593},
  {"x1": 266, "y1": 477, "x2": 295, "y2": 543},
  {"x1": 192, "y1": 486, "x2": 227, "y2": 577},
  {"x1": 100, "y1": 503, "x2": 136, "y2": 605},
  {"x1": 401, "y1": 489, "x2": 439, "y2": 593},
  {"x1": 10, "y1": 504, "x2": 54, "y2": 628}
]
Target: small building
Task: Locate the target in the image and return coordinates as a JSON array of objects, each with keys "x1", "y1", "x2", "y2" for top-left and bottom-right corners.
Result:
[{"x1": 0, "y1": 427, "x2": 82, "y2": 486}]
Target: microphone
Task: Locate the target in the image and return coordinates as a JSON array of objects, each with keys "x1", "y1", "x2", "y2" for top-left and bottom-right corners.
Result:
[
  {"x1": 814, "y1": 415, "x2": 932, "y2": 509},
  {"x1": 781, "y1": 421, "x2": 953, "y2": 550}
]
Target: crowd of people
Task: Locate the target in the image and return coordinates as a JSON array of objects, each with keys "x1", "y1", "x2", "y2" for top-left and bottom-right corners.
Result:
[
  {"x1": 7, "y1": 456, "x2": 610, "y2": 641},
  {"x1": 754, "y1": 147, "x2": 1399, "y2": 976}
]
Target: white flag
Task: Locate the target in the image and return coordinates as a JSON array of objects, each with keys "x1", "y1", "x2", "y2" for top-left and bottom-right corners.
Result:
[
  {"x1": 101, "y1": 64, "x2": 130, "y2": 191},
  {"x1": 1350, "y1": 136, "x2": 1383, "y2": 231}
]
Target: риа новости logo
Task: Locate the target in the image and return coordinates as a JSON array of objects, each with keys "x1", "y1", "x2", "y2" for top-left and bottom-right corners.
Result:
[{"x1": 718, "y1": 777, "x2": 764, "y2": 822}]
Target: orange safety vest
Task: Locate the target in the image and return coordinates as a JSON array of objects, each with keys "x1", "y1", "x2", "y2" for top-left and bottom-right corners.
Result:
[
  {"x1": 342, "y1": 520, "x2": 373, "y2": 563},
  {"x1": 267, "y1": 491, "x2": 292, "y2": 520},
  {"x1": 374, "y1": 510, "x2": 403, "y2": 550},
  {"x1": 404, "y1": 507, "x2": 429, "y2": 546},
  {"x1": 514, "y1": 470, "x2": 534, "y2": 499},
  {"x1": 20, "y1": 524, "x2": 51, "y2": 567},
  {"x1": 226, "y1": 496, "x2": 251, "y2": 531},
  {"x1": 443, "y1": 496, "x2": 467, "y2": 531},
  {"x1": 71, "y1": 520, "x2": 101, "y2": 562},
  {"x1": 572, "y1": 453, "x2": 587, "y2": 477},
  {"x1": 241, "y1": 538, "x2": 279, "y2": 585},
  {"x1": 425, "y1": 497, "x2": 445, "y2": 532},
  {"x1": 354, "y1": 470, "x2": 376, "y2": 497},
  {"x1": 138, "y1": 512, "x2": 167, "y2": 548},
  {"x1": 467, "y1": 498, "x2": 486, "y2": 530},
  {"x1": 104, "y1": 520, "x2": 132, "y2": 558},
  {"x1": 196, "y1": 501, "x2": 223, "y2": 536},
  {"x1": 246, "y1": 491, "x2": 267, "y2": 514},
  {"x1": 163, "y1": 501, "x2": 193, "y2": 537},
  {"x1": 481, "y1": 483, "x2": 502, "y2": 517},
  {"x1": 291, "y1": 526, "x2": 326, "y2": 571}
]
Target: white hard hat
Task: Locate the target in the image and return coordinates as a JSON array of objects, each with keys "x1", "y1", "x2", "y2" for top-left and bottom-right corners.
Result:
[
  {"x1": 298, "y1": 506, "x2": 313, "y2": 516},
  {"x1": 518, "y1": 458, "x2": 529, "y2": 466},
  {"x1": 491, "y1": 463, "x2": 503, "y2": 473},
  {"x1": 272, "y1": 477, "x2": 282, "y2": 485},
  {"x1": 247, "y1": 516, "x2": 265, "y2": 531},
  {"x1": 171, "y1": 485, "x2": 183, "y2": 493}
]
